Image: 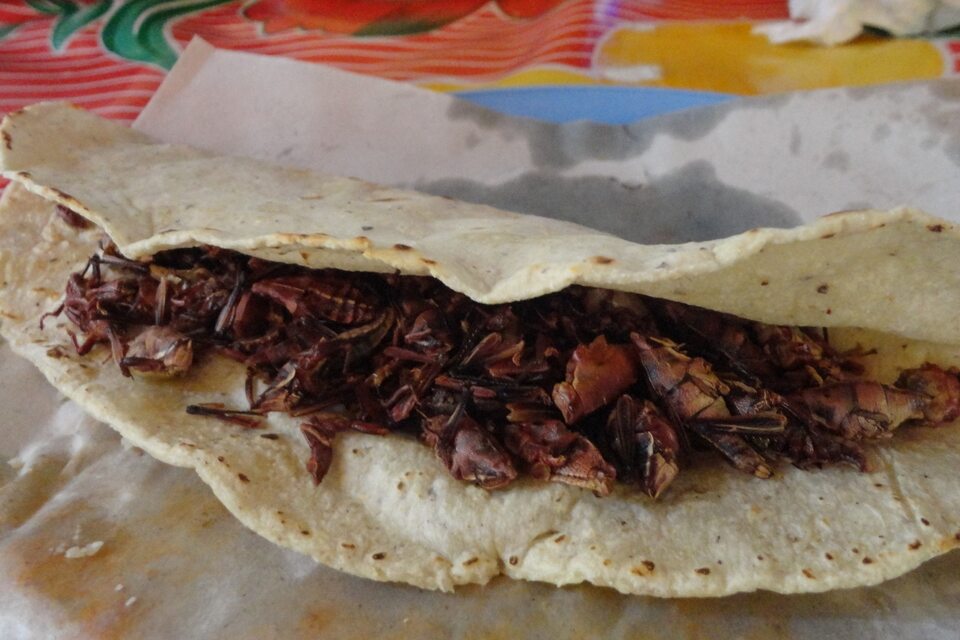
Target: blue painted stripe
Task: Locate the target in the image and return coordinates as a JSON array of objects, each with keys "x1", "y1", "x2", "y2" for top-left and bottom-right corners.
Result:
[{"x1": 454, "y1": 86, "x2": 733, "y2": 125}]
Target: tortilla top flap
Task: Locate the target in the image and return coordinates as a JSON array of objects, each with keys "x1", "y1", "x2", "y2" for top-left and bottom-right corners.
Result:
[{"x1": 3, "y1": 102, "x2": 959, "y2": 343}]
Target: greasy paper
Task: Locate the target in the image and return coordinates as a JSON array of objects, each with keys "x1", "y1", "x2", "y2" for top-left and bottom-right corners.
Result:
[{"x1": 2, "y1": 39, "x2": 960, "y2": 637}]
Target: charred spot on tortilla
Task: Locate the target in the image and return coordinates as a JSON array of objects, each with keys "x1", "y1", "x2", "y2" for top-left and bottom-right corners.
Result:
[
  {"x1": 928, "y1": 224, "x2": 945, "y2": 233},
  {"x1": 592, "y1": 256, "x2": 615, "y2": 265},
  {"x1": 46, "y1": 346, "x2": 67, "y2": 359},
  {"x1": 393, "y1": 244, "x2": 413, "y2": 251},
  {"x1": 2, "y1": 130, "x2": 10, "y2": 150}
]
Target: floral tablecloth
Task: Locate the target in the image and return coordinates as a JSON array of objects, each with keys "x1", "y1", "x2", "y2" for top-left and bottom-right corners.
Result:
[{"x1": 1, "y1": 0, "x2": 959, "y2": 124}]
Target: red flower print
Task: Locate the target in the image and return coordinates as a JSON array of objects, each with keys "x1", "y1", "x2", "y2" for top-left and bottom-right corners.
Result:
[{"x1": 243, "y1": 0, "x2": 567, "y2": 36}]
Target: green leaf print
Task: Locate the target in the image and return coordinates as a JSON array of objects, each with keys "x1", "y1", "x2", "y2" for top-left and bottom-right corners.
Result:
[
  {"x1": 101, "y1": 0, "x2": 234, "y2": 70},
  {"x1": 51, "y1": 0, "x2": 113, "y2": 50}
]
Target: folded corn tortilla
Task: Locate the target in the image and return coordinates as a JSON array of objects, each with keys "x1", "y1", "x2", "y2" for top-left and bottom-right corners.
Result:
[{"x1": 2, "y1": 102, "x2": 960, "y2": 596}]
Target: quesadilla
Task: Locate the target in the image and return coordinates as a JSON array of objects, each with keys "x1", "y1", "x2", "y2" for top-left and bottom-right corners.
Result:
[{"x1": 3, "y1": 102, "x2": 960, "y2": 597}]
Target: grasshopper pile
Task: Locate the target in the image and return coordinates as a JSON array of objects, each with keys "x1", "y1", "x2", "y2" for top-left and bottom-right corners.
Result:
[{"x1": 53, "y1": 233, "x2": 960, "y2": 500}]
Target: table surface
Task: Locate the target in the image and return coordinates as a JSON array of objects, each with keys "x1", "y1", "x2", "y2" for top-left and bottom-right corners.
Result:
[{"x1": 1, "y1": 0, "x2": 959, "y2": 125}]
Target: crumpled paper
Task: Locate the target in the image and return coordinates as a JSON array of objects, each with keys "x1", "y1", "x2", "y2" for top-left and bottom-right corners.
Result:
[
  {"x1": 758, "y1": 0, "x2": 960, "y2": 45},
  {"x1": 2, "y1": 39, "x2": 960, "y2": 638}
]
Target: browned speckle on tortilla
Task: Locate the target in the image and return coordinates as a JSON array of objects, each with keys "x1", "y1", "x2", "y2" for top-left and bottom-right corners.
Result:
[
  {"x1": 300, "y1": 529, "x2": 310, "y2": 536},
  {"x1": 509, "y1": 555, "x2": 519, "y2": 566},
  {"x1": 217, "y1": 456, "x2": 225, "y2": 463},
  {"x1": 393, "y1": 243, "x2": 413, "y2": 251},
  {"x1": 816, "y1": 284, "x2": 829, "y2": 294},
  {"x1": 259, "y1": 433, "x2": 279, "y2": 440},
  {"x1": 909, "y1": 540, "x2": 922, "y2": 550},
  {"x1": 802, "y1": 569, "x2": 815, "y2": 579},
  {"x1": 921, "y1": 518, "x2": 931, "y2": 526},
  {"x1": 341, "y1": 542, "x2": 355, "y2": 549},
  {"x1": 354, "y1": 235, "x2": 369, "y2": 243},
  {"x1": 50, "y1": 188, "x2": 78, "y2": 206},
  {"x1": 928, "y1": 224, "x2": 945, "y2": 233},
  {"x1": 760, "y1": 279, "x2": 769, "y2": 286},
  {"x1": 820, "y1": 233, "x2": 835, "y2": 239},
  {"x1": 372, "y1": 552, "x2": 386, "y2": 560},
  {"x1": 2, "y1": 130, "x2": 11, "y2": 150},
  {"x1": 825, "y1": 308, "x2": 832, "y2": 315},
  {"x1": 852, "y1": 548, "x2": 860, "y2": 554},
  {"x1": 757, "y1": 555, "x2": 764, "y2": 561},
  {"x1": 237, "y1": 473, "x2": 249, "y2": 483},
  {"x1": 642, "y1": 560, "x2": 655, "y2": 572},
  {"x1": 862, "y1": 557, "x2": 874, "y2": 565},
  {"x1": 955, "y1": 531, "x2": 960, "y2": 541},
  {"x1": 695, "y1": 567, "x2": 711, "y2": 575},
  {"x1": 463, "y1": 557, "x2": 479, "y2": 566},
  {"x1": 421, "y1": 258, "x2": 437, "y2": 266},
  {"x1": 397, "y1": 481, "x2": 405, "y2": 491},
  {"x1": 361, "y1": 225, "x2": 373, "y2": 231},
  {"x1": 16, "y1": 171, "x2": 31, "y2": 180},
  {"x1": 592, "y1": 256, "x2": 614, "y2": 265},
  {"x1": 825, "y1": 553, "x2": 834, "y2": 560},
  {"x1": 554, "y1": 535, "x2": 566, "y2": 543}
]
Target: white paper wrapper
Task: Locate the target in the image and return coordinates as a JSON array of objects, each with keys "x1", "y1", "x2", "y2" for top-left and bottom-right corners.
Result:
[{"x1": 2, "y1": 39, "x2": 960, "y2": 638}]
